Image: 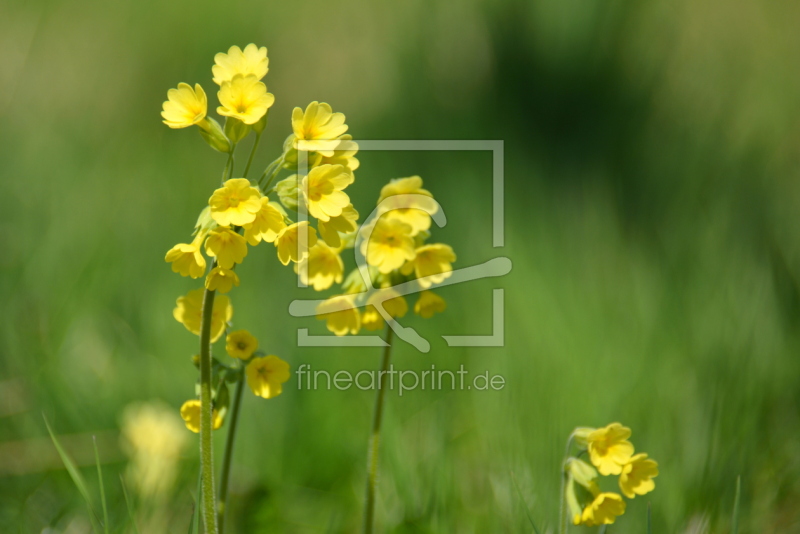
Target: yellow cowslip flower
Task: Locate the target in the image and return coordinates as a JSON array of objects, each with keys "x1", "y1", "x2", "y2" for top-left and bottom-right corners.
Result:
[
  {"x1": 313, "y1": 134, "x2": 360, "y2": 170},
  {"x1": 226, "y1": 329, "x2": 258, "y2": 360},
  {"x1": 165, "y1": 234, "x2": 207, "y2": 279},
  {"x1": 565, "y1": 458, "x2": 600, "y2": 526},
  {"x1": 619, "y1": 453, "x2": 659, "y2": 498},
  {"x1": 205, "y1": 266, "x2": 240, "y2": 294},
  {"x1": 301, "y1": 164, "x2": 354, "y2": 221},
  {"x1": 217, "y1": 74, "x2": 275, "y2": 125},
  {"x1": 360, "y1": 217, "x2": 416, "y2": 274},
  {"x1": 294, "y1": 242, "x2": 344, "y2": 291},
  {"x1": 292, "y1": 101, "x2": 348, "y2": 156},
  {"x1": 204, "y1": 227, "x2": 248, "y2": 270},
  {"x1": 274, "y1": 221, "x2": 318, "y2": 265},
  {"x1": 209, "y1": 178, "x2": 263, "y2": 227},
  {"x1": 172, "y1": 289, "x2": 232, "y2": 342},
  {"x1": 377, "y1": 176, "x2": 438, "y2": 236},
  {"x1": 402, "y1": 243, "x2": 456, "y2": 288},
  {"x1": 161, "y1": 83, "x2": 208, "y2": 129},
  {"x1": 246, "y1": 355, "x2": 290, "y2": 399},
  {"x1": 179, "y1": 400, "x2": 223, "y2": 433},
  {"x1": 318, "y1": 204, "x2": 359, "y2": 248},
  {"x1": 362, "y1": 289, "x2": 408, "y2": 331},
  {"x1": 579, "y1": 493, "x2": 626, "y2": 527},
  {"x1": 586, "y1": 423, "x2": 635, "y2": 476},
  {"x1": 316, "y1": 294, "x2": 360, "y2": 336},
  {"x1": 243, "y1": 199, "x2": 286, "y2": 245},
  {"x1": 212, "y1": 44, "x2": 269, "y2": 85},
  {"x1": 414, "y1": 291, "x2": 446, "y2": 318}
]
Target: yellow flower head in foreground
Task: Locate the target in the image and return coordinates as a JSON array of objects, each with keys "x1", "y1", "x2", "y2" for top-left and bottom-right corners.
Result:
[
  {"x1": 179, "y1": 400, "x2": 223, "y2": 433},
  {"x1": 205, "y1": 267, "x2": 240, "y2": 294},
  {"x1": 162, "y1": 83, "x2": 208, "y2": 129},
  {"x1": 292, "y1": 101, "x2": 348, "y2": 156},
  {"x1": 295, "y1": 242, "x2": 344, "y2": 291},
  {"x1": 301, "y1": 164, "x2": 354, "y2": 221},
  {"x1": 362, "y1": 289, "x2": 408, "y2": 331},
  {"x1": 314, "y1": 134, "x2": 360, "y2": 170},
  {"x1": 414, "y1": 291, "x2": 447, "y2": 319},
  {"x1": 579, "y1": 493, "x2": 626, "y2": 527},
  {"x1": 212, "y1": 44, "x2": 269, "y2": 85},
  {"x1": 243, "y1": 199, "x2": 286, "y2": 245},
  {"x1": 275, "y1": 221, "x2": 318, "y2": 265},
  {"x1": 360, "y1": 217, "x2": 416, "y2": 274},
  {"x1": 619, "y1": 453, "x2": 659, "y2": 498},
  {"x1": 377, "y1": 176, "x2": 438, "y2": 236},
  {"x1": 318, "y1": 204, "x2": 359, "y2": 248},
  {"x1": 165, "y1": 234, "x2": 206, "y2": 279},
  {"x1": 173, "y1": 289, "x2": 232, "y2": 342},
  {"x1": 587, "y1": 423, "x2": 635, "y2": 475},
  {"x1": 403, "y1": 243, "x2": 456, "y2": 288},
  {"x1": 246, "y1": 355, "x2": 290, "y2": 399},
  {"x1": 226, "y1": 329, "x2": 258, "y2": 360},
  {"x1": 205, "y1": 227, "x2": 248, "y2": 270},
  {"x1": 316, "y1": 294, "x2": 360, "y2": 336},
  {"x1": 217, "y1": 74, "x2": 275, "y2": 125},
  {"x1": 209, "y1": 178, "x2": 263, "y2": 227}
]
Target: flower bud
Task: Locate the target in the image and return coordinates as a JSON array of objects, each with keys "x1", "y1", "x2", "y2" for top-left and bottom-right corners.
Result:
[
  {"x1": 198, "y1": 117, "x2": 232, "y2": 153},
  {"x1": 276, "y1": 175, "x2": 300, "y2": 212}
]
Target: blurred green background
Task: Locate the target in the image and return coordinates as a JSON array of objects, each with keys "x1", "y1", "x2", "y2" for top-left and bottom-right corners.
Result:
[{"x1": 2, "y1": 0, "x2": 800, "y2": 532}]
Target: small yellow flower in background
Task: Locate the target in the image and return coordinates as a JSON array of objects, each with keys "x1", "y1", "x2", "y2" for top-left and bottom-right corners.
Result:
[
  {"x1": 212, "y1": 44, "x2": 269, "y2": 85},
  {"x1": 226, "y1": 329, "x2": 258, "y2": 360},
  {"x1": 209, "y1": 178, "x2": 262, "y2": 227},
  {"x1": 205, "y1": 266, "x2": 240, "y2": 294},
  {"x1": 275, "y1": 221, "x2": 318, "y2": 265},
  {"x1": 205, "y1": 227, "x2": 248, "y2": 269},
  {"x1": 403, "y1": 243, "x2": 456, "y2": 288},
  {"x1": 360, "y1": 217, "x2": 416, "y2": 274},
  {"x1": 579, "y1": 493, "x2": 626, "y2": 527},
  {"x1": 246, "y1": 355, "x2": 290, "y2": 399},
  {"x1": 161, "y1": 83, "x2": 208, "y2": 129},
  {"x1": 243, "y1": 199, "x2": 286, "y2": 245},
  {"x1": 217, "y1": 74, "x2": 275, "y2": 125},
  {"x1": 362, "y1": 289, "x2": 408, "y2": 331},
  {"x1": 586, "y1": 422, "x2": 635, "y2": 476},
  {"x1": 318, "y1": 204, "x2": 359, "y2": 248},
  {"x1": 314, "y1": 134, "x2": 360, "y2": 170},
  {"x1": 292, "y1": 101, "x2": 348, "y2": 156},
  {"x1": 619, "y1": 453, "x2": 659, "y2": 498},
  {"x1": 165, "y1": 234, "x2": 207, "y2": 279},
  {"x1": 294, "y1": 242, "x2": 344, "y2": 291},
  {"x1": 180, "y1": 400, "x2": 223, "y2": 433},
  {"x1": 414, "y1": 291, "x2": 446, "y2": 319},
  {"x1": 301, "y1": 164, "x2": 354, "y2": 221},
  {"x1": 316, "y1": 294, "x2": 361, "y2": 336},
  {"x1": 173, "y1": 289, "x2": 232, "y2": 342},
  {"x1": 377, "y1": 176, "x2": 438, "y2": 236}
]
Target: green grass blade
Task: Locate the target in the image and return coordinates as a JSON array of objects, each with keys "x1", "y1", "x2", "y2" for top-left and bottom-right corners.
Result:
[
  {"x1": 119, "y1": 475, "x2": 141, "y2": 534},
  {"x1": 732, "y1": 475, "x2": 741, "y2": 534},
  {"x1": 188, "y1": 469, "x2": 202, "y2": 534},
  {"x1": 92, "y1": 436, "x2": 109, "y2": 534},
  {"x1": 510, "y1": 471, "x2": 542, "y2": 534},
  {"x1": 647, "y1": 501, "x2": 652, "y2": 534}
]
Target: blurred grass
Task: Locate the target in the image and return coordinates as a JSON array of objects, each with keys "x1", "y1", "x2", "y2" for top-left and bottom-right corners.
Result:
[{"x1": 2, "y1": 0, "x2": 800, "y2": 532}]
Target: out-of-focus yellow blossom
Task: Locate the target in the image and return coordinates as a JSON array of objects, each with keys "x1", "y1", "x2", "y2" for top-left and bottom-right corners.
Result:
[
  {"x1": 161, "y1": 83, "x2": 208, "y2": 129},
  {"x1": 165, "y1": 234, "x2": 207, "y2": 279},
  {"x1": 212, "y1": 44, "x2": 269, "y2": 85},
  {"x1": 179, "y1": 399, "x2": 223, "y2": 433},
  {"x1": 377, "y1": 176, "x2": 438, "y2": 236},
  {"x1": 579, "y1": 493, "x2": 626, "y2": 527},
  {"x1": 243, "y1": 199, "x2": 286, "y2": 245},
  {"x1": 246, "y1": 355, "x2": 290, "y2": 399},
  {"x1": 217, "y1": 74, "x2": 275, "y2": 125},
  {"x1": 586, "y1": 423, "x2": 635, "y2": 476},
  {"x1": 292, "y1": 101, "x2": 348, "y2": 156},
  {"x1": 402, "y1": 243, "x2": 456, "y2": 288},
  {"x1": 205, "y1": 266, "x2": 240, "y2": 294},
  {"x1": 226, "y1": 329, "x2": 258, "y2": 360},
  {"x1": 318, "y1": 204, "x2": 359, "y2": 248},
  {"x1": 275, "y1": 221, "x2": 318, "y2": 265},
  {"x1": 362, "y1": 289, "x2": 408, "y2": 331},
  {"x1": 209, "y1": 178, "x2": 262, "y2": 227},
  {"x1": 205, "y1": 227, "x2": 248, "y2": 270},
  {"x1": 316, "y1": 294, "x2": 360, "y2": 336},
  {"x1": 360, "y1": 217, "x2": 416, "y2": 274},
  {"x1": 313, "y1": 134, "x2": 360, "y2": 170},
  {"x1": 173, "y1": 288, "x2": 232, "y2": 342},
  {"x1": 294, "y1": 242, "x2": 344, "y2": 291},
  {"x1": 619, "y1": 453, "x2": 659, "y2": 498},
  {"x1": 301, "y1": 164, "x2": 353, "y2": 221},
  {"x1": 414, "y1": 291, "x2": 446, "y2": 318}
]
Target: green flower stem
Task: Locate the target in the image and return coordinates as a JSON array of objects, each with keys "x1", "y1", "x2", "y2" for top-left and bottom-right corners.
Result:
[
  {"x1": 363, "y1": 325, "x2": 394, "y2": 534},
  {"x1": 242, "y1": 132, "x2": 262, "y2": 179},
  {"x1": 558, "y1": 434, "x2": 575, "y2": 534},
  {"x1": 199, "y1": 284, "x2": 220, "y2": 534},
  {"x1": 217, "y1": 366, "x2": 246, "y2": 534}
]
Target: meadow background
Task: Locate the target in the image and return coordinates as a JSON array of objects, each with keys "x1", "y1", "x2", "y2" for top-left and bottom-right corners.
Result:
[{"x1": 2, "y1": 0, "x2": 800, "y2": 532}]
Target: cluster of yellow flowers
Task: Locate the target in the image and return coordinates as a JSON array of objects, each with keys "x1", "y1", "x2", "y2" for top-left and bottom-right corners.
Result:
[
  {"x1": 563, "y1": 423, "x2": 659, "y2": 527},
  {"x1": 313, "y1": 176, "x2": 456, "y2": 336}
]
